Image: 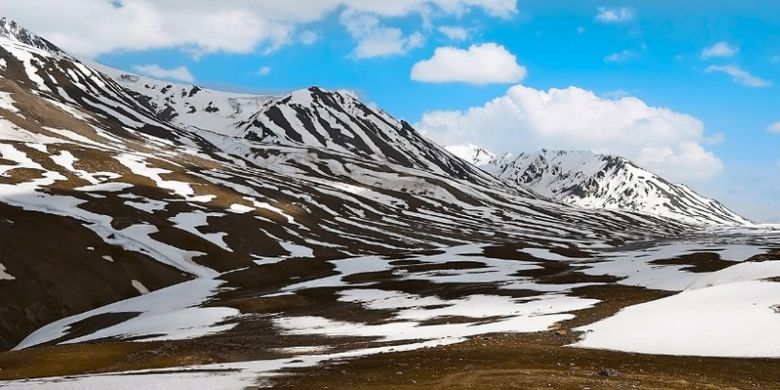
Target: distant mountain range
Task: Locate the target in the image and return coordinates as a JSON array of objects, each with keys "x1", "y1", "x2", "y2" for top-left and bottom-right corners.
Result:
[{"x1": 446, "y1": 144, "x2": 751, "y2": 226}]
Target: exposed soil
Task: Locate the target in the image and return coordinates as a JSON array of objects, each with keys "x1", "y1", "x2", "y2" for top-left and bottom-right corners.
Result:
[
  {"x1": 649, "y1": 252, "x2": 735, "y2": 273},
  {"x1": 271, "y1": 284, "x2": 780, "y2": 390}
]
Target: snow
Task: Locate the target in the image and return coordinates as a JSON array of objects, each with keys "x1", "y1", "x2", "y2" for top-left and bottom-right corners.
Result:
[
  {"x1": 116, "y1": 154, "x2": 204, "y2": 201},
  {"x1": 227, "y1": 203, "x2": 253, "y2": 214},
  {"x1": 275, "y1": 292, "x2": 596, "y2": 344},
  {"x1": 686, "y1": 260, "x2": 780, "y2": 290},
  {"x1": 1, "y1": 41, "x2": 51, "y2": 92},
  {"x1": 522, "y1": 247, "x2": 574, "y2": 261},
  {"x1": 279, "y1": 241, "x2": 314, "y2": 258},
  {"x1": 132, "y1": 280, "x2": 150, "y2": 294},
  {"x1": 169, "y1": 211, "x2": 231, "y2": 252},
  {"x1": 449, "y1": 146, "x2": 751, "y2": 226},
  {"x1": 107, "y1": 224, "x2": 215, "y2": 278},
  {"x1": 0, "y1": 91, "x2": 19, "y2": 113},
  {"x1": 445, "y1": 144, "x2": 495, "y2": 166},
  {"x1": 98, "y1": 64, "x2": 275, "y2": 135},
  {"x1": 74, "y1": 182, "x2": 133, "y2": 192},
  {"x1": 15, "y1": 278, "x2": 237, "y2": 350},
  {"x1": 580, "y1": 242, "x2": 769, "y2": 291},
  {"x1": 125, "y1": 198, "x2": 168, "y2": 213},
  {"x1": 0, "y1": 262, "x2": 15, "y2": 280},
  {"x1": 575, "y1": 281, "x2": 780, "y2": 357}
]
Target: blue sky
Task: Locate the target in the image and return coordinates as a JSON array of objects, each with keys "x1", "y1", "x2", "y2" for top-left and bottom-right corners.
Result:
[{"x1": 5, "y1": 0, "x2": 780, "y2": 221}]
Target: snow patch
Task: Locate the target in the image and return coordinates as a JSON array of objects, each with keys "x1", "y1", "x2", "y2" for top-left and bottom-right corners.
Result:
[
  {"x1": 0, "y1": 262, "x2": 15, "y2": 281},
  {"x1": 575, "y1": 281, "x2": 780, "y2": 357},
  {"x1": 132, "y1": 280, "x2": 150, "y2": 295},
  {"x1": 15, "y1": 278, "x2": 237, "y2": 350}
]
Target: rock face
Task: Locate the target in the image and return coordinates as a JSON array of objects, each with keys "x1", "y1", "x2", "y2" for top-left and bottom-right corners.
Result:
[{"x1": 447, "y1": 146, "x2": 751, "y2": 226}]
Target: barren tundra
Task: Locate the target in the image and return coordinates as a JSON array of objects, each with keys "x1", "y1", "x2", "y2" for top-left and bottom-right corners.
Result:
[{"x1": 0, "y1": 17, "x2": 779, "y2": 390}]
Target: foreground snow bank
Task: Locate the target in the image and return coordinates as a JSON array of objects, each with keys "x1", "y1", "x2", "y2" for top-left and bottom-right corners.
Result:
[{"x1": 575, "y1": 280, "x2": 780, "y2": 357}]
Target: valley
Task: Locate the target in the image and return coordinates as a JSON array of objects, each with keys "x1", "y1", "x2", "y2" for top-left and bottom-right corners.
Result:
[{"x1": 0, "y1": 17, "x2": 778, "y2": 389}]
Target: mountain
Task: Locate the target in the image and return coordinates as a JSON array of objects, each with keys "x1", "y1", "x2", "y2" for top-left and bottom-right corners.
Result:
[
  {"x1": 447, "y1": 145, "x2": 751, "y2": 226},
  {"x1": 3, "y1": 18, "x2": 780, "y2": 390},
  {"x1": 0, "y1": 18, "x2": 701, "y2": 351},
  {"x1": 100, "y1": 65, "x2": 274, "y2": 135},
  {"x1": 0, "y1": 18, "x2": 61, "y2": 54}
]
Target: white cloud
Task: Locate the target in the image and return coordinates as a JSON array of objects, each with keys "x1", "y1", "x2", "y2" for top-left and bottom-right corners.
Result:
[
  {"x1": 416, "y1": 85, "x2": 724, "y2": 182},
  {"x1": 604, "y1": 50, "x2": 637, "y2": 63},
  {"x1": 299, "y1": 30, "x2": 319, "y2": 45},
  {"x1": 701, "y1": 41, "x2": 739, "y2": 59},
  {"x1": 768, "y1": 122, "x2": 780, "y2": 134},
  {"x1": 705, "y1": 65, "x2": 771, "y2": 88},
  {"x1": 601, "y1": 89, "x2": 630, "y2": 99},
  {"x1": 411, "y1": 43, "x2": 526, "y2": 85},
  {"x1": 438, "y1": 26, "x2": 469, "y2": 40},
  {"x1": 3, "y1": 0, "x2": 516, "y2": 57},
  {"x1": 340, "y1": 11, "x2": 424, "y2": 58},
  {"x1": 257, "y1": 66, "x2": 272, "y2": 76},
  {"x1": 703, "y1": 131, "x2": 725, "y2": 145},
  {"x1": 595, "y1": 7, "x2": 634, "y2": 23},
  {"x1": 131, "y1": 64, "x2": 194, "y2": 83}
]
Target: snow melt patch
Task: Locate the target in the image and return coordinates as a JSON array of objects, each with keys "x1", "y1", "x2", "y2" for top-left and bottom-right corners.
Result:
[
  {"x1": 116, "y1": 154, "x2": 211, "y2": 201},
  {"x1": 276, "y1": 292, "x2": 596, "y2": 345},
  {"x1": 169, "y1": 211, "x2": 230, "y2": 252},
  {"x1": 0, "y1": 91, "x2": 20, "y2": 113},
  {"x1": 0, "y1": 262, "x2": 15, "y2": 281},
  {"x1": 132, "y1": 280, "x2": 150, "y2": 295},
  {"x1": 575, "y1": 281, "x2": 780, "y2": 357},
  {"x1": 15, "y1": 278, "x2": 237, "y2": 350}
]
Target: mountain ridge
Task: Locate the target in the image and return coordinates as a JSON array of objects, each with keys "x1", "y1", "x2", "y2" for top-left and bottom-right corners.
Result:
[
  {"x1": 447, "y1": 144, "x2": 751, "y2": 226},
  {"x1": 0, "y1": 18, "x2": 697, "y2": 350}
]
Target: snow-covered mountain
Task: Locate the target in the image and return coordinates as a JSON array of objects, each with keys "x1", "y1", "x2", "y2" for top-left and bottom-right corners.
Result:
[
  {"x1": 5, "y1": 18, "x2": 780, "y2": 388},
  {"x1": 0, "y1": 18, "x2": 699, "y2": 350},
  {"x1": 101, "y1": 65, "x2": 274, "y2": 134},
  {"x1": 448, "y1": 145, "x2": 751, "y2": 226}
]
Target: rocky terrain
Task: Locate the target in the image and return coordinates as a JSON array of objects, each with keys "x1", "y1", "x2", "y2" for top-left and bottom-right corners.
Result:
[{"x1": 0, "y1": 18, "x2": 779, "y2": 389}]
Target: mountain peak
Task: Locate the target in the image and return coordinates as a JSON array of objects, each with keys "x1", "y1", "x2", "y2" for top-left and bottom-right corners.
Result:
[
  {"x1": 0, "y1": 17, "x2": 63, "y2": 54},
  {"x1": 445, "y1": 144, "x2": 496, "y2": 166},
  {"x1": 451, "y1": 146, "x2": 751, "y2": 226}
]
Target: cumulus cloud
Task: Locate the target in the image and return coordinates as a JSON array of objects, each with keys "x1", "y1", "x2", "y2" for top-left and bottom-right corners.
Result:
[
  {"x1": 341, "y1": 10, "x2": 424, "y2": 58},
  {"x1": 438, "y1": 26, "x2": 469, "y2": 40},
  {"x1": 768, "y1": 122, "x2": 780, "y2": 134},
  {"x1": 595, "y1": 7, "x2": 634, "y2": 23},
  {"x1": 416, "y1": 85, "x2": 724, "y2": 182},
  {"x1": 701, "y1": 41, "x2": 739, "y2": 59},
  {"x1": 705, "y1": 65, "x2": 771, "y2": 88},
  {"x1": 131, "y1": 64, "x2": 194, "y2": 83},
  {"x1": 3, "y1": 0, "x2": 516, "y2": 57},
  {"x1": 411, "y1": 43, "x2": 526, "y2": 85}
]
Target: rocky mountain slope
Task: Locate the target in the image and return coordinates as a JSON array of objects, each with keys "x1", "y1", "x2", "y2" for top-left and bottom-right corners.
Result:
[
  {"x1": 447, "y1": 145, "x2": 751, "y2": 226},
  {"x1": 2, "y1": 18, "x2": 780, "y2": 390},
  {"x1": 0, "y1": 18, "x2": 696, "y2": 350}
]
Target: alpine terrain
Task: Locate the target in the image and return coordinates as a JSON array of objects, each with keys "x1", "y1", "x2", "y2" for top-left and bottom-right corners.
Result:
[
  {"x1": 0, "y1": 18, "x2": 778, "y2": 390},
  {"x1": 447, "y1": 144, "x2": 752, "y2": 226}
]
